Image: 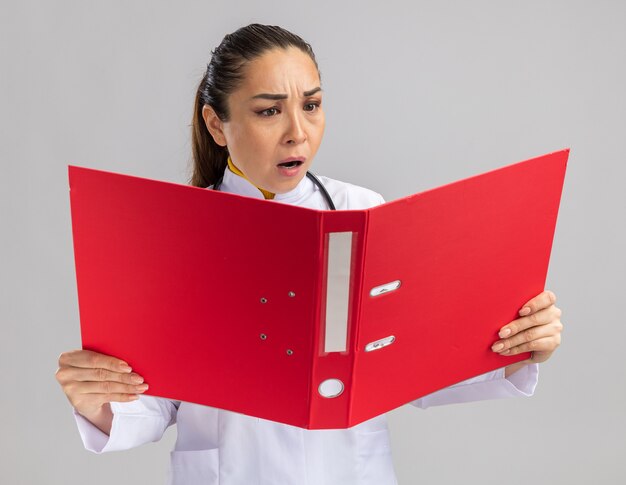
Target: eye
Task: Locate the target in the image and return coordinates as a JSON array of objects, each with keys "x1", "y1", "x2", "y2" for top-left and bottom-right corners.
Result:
[
  {"x1": 304, "y1": 102, "x2": 320, "y2": 112},
  {"x1": 257, "y1": 107, "x2": 279, "y2": 117}
]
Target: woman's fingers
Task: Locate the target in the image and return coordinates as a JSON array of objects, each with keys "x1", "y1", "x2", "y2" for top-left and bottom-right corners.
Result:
[
  {"x1": 493, "y1": 292, "x2": 563, "y2": 365},
  {"x1": 63, "y1": 381, "x2": 148, "y2": 409},
  {"x1": 493, "y1": 290, "x2": 563, "y2": 366},
  {"x1": 517, "y1": 290, "x2": 557, "y2": 316},
  {"x1": 58, "y1": 349, "x2": 132, "y2": 373},
  {"x1": 56, "y1": 349, "x2": 147, "y2": 417},
  {"x1": 56, "y1": 366, "x2": 144, "y2": 385},
  {"x1": 498, "y1": 304, "x2": 562, "y2": 338},
  {"x1": 75, "y1": 381, "x2": 149, "y2": 396},
  {"x1": 492, "y1": 321, "x2": 562, "y2": 353},
  {"x1": 496, "y1": 335, "x2": 561, "y2": 361},
  {"x1": 64, "y1": 382, "x2": 144, "y2": 413}
]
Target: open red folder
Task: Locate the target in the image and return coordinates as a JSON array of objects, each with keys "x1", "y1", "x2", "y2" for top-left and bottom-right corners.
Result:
[{"x1": 69, "y1": 149, "x2": 568, "y2": 429}]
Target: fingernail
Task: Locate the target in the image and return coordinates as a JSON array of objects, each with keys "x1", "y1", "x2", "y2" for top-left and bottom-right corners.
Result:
[
  {"x1": 129, "y1": 395, "x2": 140, "y2": 401},
  {"x1": 492, "y1": 342, "x2": 505, "y2": 352},
  {"x1": 119, "y1": 362, "x2": 132, "y2": 372},
  {"x1": 130, "y1": 374, "x2": 144, "y2": 384},
  {"x1": 501, "y1": 349, "x2": 511, "y2": 355},
  {"x1": 137, "y1": 384, "x2": 149, "y2": 392},
  {"x1": 519, "y1": 307, "x2": 531, "y2": 316},
  {"x1": 499, "y1": 328, "x2": 511, "y2": 338}
]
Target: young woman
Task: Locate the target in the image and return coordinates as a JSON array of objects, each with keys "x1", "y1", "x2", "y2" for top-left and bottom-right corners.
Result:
[{"x1": 56, "y1": 24, "x2": 563, "y2": 485}]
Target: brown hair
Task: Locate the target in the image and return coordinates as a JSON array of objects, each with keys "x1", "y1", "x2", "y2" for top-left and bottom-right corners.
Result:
[{"x1": 190, "y1": 24, "x2": 320, "y2": 187}]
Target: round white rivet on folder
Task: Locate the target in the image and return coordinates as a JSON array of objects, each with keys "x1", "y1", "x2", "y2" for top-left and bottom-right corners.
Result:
[{"x1": 318, "y1": 379, "x2": 344, "y2": 398}]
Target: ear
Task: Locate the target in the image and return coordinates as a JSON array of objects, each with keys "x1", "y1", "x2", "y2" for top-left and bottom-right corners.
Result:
[{"x1": 202, "y1": 105, "x2": 227, "y2": 147}]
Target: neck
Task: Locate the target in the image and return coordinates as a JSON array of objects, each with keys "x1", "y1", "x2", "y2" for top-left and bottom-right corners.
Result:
[{"x1": 227, "y1": 157, "x2": 275, "y2": 200}]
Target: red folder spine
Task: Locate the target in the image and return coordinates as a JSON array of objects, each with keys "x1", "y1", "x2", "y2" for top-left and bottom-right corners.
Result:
[{"x1": 307, "y1": 210, "x2": 368, "y2": 429}]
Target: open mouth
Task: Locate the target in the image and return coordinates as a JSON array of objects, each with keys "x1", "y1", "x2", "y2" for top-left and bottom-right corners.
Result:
[{"x1": 277, "y1": 159, "x2": 304, "y2": 169}]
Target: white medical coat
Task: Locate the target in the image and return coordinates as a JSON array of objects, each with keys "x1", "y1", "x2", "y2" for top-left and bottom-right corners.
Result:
[{"x1": 73, "y1": 167, "x2": 539, "y2": 485}]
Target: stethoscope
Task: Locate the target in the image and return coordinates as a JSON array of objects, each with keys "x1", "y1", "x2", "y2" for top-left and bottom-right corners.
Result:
[{"x1": 213, "y1": 170, "x2": 337, "y2": 210}]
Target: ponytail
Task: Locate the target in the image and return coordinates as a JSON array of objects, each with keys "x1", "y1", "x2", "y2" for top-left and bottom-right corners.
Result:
[{"x1": 190, "y1": 78, "x2": 228, "y2": 187}]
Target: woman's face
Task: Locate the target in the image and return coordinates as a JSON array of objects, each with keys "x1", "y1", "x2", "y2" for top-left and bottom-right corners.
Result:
[{"x1": 204, "y1": 47, "x2": 325, "y2": 194}]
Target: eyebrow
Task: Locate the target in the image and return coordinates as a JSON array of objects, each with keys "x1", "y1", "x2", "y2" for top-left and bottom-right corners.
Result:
[{"x1": 250, "y1": 87, "x2": 322, "y2": 100}]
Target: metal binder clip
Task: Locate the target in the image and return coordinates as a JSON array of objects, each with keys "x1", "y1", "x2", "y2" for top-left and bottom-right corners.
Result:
[{"x1": 369, "y1": 280, "x2": 401, "y2": 297}]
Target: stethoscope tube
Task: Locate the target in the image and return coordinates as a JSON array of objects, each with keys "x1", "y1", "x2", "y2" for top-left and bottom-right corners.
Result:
[
  {"x1": 213, "y1": 170, "x2": 336, "y2": 211},
  {"x1": 305, "y1": 171, "x2": 336, "y2": 211}
]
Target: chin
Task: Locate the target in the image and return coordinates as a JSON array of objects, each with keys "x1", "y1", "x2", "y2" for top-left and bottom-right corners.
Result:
[{"x1": 273, "y1": 176, "x2": 307, "y2": 194}]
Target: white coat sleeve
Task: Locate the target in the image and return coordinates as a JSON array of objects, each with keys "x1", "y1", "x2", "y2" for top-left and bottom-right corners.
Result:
[
  {"x1": 410, "y1": 363, "x2": 539, "y2": 409},
  {"x1": 73, "y1": 395, "x2": 178, "y2": 453}
]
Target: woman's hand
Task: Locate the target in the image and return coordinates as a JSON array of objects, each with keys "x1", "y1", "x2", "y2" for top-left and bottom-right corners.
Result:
[
  {"x1": 490, "y1": 290, "x2": 563, "y2": 376},
  {"x1": 55, "y1": 350, "x2": 148, "y2": 434}
]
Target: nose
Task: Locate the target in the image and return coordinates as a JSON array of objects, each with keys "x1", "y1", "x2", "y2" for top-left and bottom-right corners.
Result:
[{"x1": 283, "y1": 111, "x2": 307, "y2": 145}]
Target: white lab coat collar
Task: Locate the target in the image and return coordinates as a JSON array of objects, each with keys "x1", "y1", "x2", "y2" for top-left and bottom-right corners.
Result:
[{"x1": 219, "y1": 166, "x2": 313, "y2": 203}]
